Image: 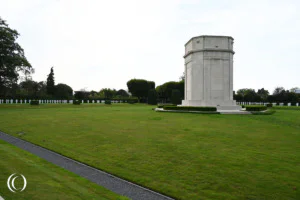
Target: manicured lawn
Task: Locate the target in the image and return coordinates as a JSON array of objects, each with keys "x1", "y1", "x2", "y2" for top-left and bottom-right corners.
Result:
[
  {"x1": 0, "y1": 104, "x2": 299, "y2": 199},
  {"x1": 0, "y1": 139, "x2": 128, "y2": 200}
]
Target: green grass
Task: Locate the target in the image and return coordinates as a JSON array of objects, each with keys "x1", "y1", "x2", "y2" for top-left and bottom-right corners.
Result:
[
  {"x1": 0, "y1": 104, "x2": 299, "y2": 200},
  {"x1": 272, "y1": 106, "x2": 300, "y2": 110},
  {"x1": 0, "y1": 139, "x2": 129, "y2": 200}
]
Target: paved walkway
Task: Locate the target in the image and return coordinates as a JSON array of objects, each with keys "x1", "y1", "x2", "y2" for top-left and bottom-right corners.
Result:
[{"x1": 0, "y1": 131, "x2": 174, "y2": 200}]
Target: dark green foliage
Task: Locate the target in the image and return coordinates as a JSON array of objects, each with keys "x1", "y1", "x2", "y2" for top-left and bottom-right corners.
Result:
[
  {"x1": 127, "y1": 79, "x2": 155, "y2": 101},
  {"x1": 99, "y1": 88, "x2": 116, "y2": 98},
  {"x1": 74, "y1": 91, "x2": 90, "y2": 99},
  {"x1": 126, "y1": 97, "x2": 138, "y2": 104},
  {"x1": 147, "y1": 81, "x2": 155, "y2": 90},
  {"x1": 163, "y1": 106, "x2": 217, "y2": 112},
  {"x1": 105, "y1": 100, "x2": 111, "y2": 105},
  {"x1": 0, "y1": 17, "x2": 33, "y2": 97},
  {"x1": 46, "y1": 67, "x2": 55, "y2": 96},
  {"x1": 116, "y1": 89, "x2": 129, "y2": 97},
  {"x1": 156, "y1": 81, "x2": 184, "y2": 103},
  {"x1": 55, "y1": 83, "x2": 73, "y2": 99},
  {"x1": 30, "y1": 100, "x2": 39, "y2": 105},
  {"x1": 171, "y1": 89, "x2": 181, "y2": 105},
  {"x1": 266, "y1": 103, "x2": 273, "y2": 107},
  {"x1": 73, "y1": 100, "x2": 81, "y2": 105},
  {"x1": 147, "y1": 89, "x2": 157, "y2": 105},
  {"x1": 236, "y1": 88, "x2": 261, "y2": 102},
  {"x1": 257, "y1": 88, "x2": 269, "y2": 101},
  {"x1": 245, "y1": 105, "x2": 267, "y2": 111}
]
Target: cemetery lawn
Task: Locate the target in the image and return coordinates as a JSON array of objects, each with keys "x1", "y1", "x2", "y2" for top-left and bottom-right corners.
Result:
[
  {"x1": 0, "y1": 139, "x2": 128, "y2": 200},
  {"x1": 0, "y1": 104, "x2": 299, "y2": 200}
]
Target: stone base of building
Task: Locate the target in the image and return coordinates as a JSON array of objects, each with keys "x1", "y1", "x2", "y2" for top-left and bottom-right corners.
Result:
[{"x1": 181, "y1": 100, "x2": 241, "y2": 111}]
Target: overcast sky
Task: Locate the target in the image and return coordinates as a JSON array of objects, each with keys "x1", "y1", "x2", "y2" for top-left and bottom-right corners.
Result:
[{"x1": 1, "y1": 0, "x2": 299, "y2": 93}]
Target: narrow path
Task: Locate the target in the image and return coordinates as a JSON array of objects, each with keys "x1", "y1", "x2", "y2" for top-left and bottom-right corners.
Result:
[{"x1": 0, "y1": 131, "x2": 174, "y2": 200}]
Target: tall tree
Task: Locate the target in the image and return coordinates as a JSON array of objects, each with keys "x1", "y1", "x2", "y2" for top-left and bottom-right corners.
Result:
[
  {"x1": 46, "y1": 67, "x2": 55, "y2": 96},
  {"x1": 156, "y1": 81, "x2": 183, "y2": 102},
  {"x1": 116, "y1": 89, "x2": 129, "y2": 97},
  {"x1": 257, "y1": 88, "x2": 269, "y2": 101},
  {"x1": 273, "y1": 87, "x2": 285, "y2": 95},
  {"x1": 171, "y1": 89, "x2": 181, "y2": 105},
  {"x1": 147, "y1": 89, "x2": 157, "y2": 105},
  {"x1": 127, "y1": 79, "x2": 154, "y2": 102},
  {"x1": 0, "y1": 17, "x2": 33, "y2": 97},
  {"x1": 55, "y1": 83, "x2": 73, "y2": 99},
  {"x1": 99, "y1": 88, "x2": 115, "y2": 98}
]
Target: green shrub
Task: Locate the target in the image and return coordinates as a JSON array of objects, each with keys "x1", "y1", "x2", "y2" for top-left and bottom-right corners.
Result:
[
  {"x1": 105, "y1": 100, "x2": 111, "y2": 105},
  {"x1": 266, "y1": 103, "x2": 273, "y2": 107},
  {"x1": 171, "y1": 89, "x2": 181, "y2": 105},
  {"x1": 73, "y1": 100, "x2": 81, "y2": 105},
  {"x1": 30, "y1": 100, "x2": 39, "y2": 105},
  {"x1": 127, "y1": 98, "x2": 138, "y2": 104},
  {"x1": 163, "y1": 106, "x2": 217, "y2": 112},
  {"x1": 245, "y1": 105, "x2": 267, "y2": 111},
  {"x1": 241, "y1": 105, "x2": 245, "y2": 108}
]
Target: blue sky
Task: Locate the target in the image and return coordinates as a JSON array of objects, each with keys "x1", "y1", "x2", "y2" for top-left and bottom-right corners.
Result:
[{"x1": 1, "y1": 0, "x2": 299, "y2": 93}]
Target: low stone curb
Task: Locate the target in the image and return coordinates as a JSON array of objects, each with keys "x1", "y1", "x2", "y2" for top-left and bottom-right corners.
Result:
[{"x1": 0, "y1": 131, "x2": 174, "y2": 200}]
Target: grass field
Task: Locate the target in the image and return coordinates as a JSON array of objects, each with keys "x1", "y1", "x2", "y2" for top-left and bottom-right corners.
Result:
[
  {"x1": 0, "y1": 104, "x2": 299, "y2": 200},
  {"x1": 0, "y1": 139, "x2": 128, "y2": 200}
]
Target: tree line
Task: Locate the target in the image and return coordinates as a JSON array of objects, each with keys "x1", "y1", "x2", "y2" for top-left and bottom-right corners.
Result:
[
  {"x1": 1, "y1": 17, "x2": 299, "y2": 104},
  {"x1": 234, "y1": 87, "x2": 300, "y2": 104}
]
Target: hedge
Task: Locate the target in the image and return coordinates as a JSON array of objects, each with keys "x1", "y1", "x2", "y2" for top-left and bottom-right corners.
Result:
[
  {"x1": 245, "y1": 105, "x2": 267, "y2": 111},
  {"x1": 105, "y1": 100, "x2": 111, "y2": 105},
  {"x1": 30, "y1": 100, "x2": 39, "y2": 105},
  {"x1": 163, "y1": 106, "x2": 217, "y2": 112},
  {"x1": 73, "y1": 100, "x2": 81, "y2": 105}
]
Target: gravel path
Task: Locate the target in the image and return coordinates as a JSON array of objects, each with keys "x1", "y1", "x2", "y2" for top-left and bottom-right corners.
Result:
[{"x1": 0, "y1": 131, "x2": 174, "y2": 200}]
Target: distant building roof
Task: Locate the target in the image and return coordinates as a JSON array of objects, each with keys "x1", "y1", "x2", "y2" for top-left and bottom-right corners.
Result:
[{"x1": 295, "y1": 89, "x2": 300, "y2": 94}]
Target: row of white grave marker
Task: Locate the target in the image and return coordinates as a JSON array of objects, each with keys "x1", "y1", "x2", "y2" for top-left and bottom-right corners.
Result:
[
  {"x1": 237, "y1": 102, "x2": 299, "y2": 106},
  {"x1": 0, "y1": 100, "x2": 127, "y2": 104}
]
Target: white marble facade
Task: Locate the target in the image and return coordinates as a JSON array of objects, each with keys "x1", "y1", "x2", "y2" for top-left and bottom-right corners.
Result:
[{"x1": 181, "y1": 35, "x2": 241, "y2": 110}]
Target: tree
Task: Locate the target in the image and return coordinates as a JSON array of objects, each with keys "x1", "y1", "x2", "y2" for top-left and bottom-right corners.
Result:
[
  {"x1": 46, "y1": 67, "x2": 55, "y2": 96},
  {"x1": 273, "y1": 87, "x2": 285, "y2": 95},
  {"x1": 290, "y1": 87, "x2": 300, "y2": 93},
  {"x1": 156, "y1": 81, "x2": 184, "y2": 102},
  {"x1": 0, "y1": 17, "x2": 33, "y2": 97},
  {"x1": 18, "y1": 78, "x2": 40, "y2": 99},
  {"x1": 99, "y1": 88, "x2": 115, "y2": 99},
  {"x1": 257, "y1": 88, "x2": 269, "y2": 101},
  {"x1": 55, "y1": 83, "x2": 73, "y2": 99},
  {"x1": 127, "y1": 79, "x2": 154, "y2": 102},
  {"x1": 116, "y1": 89, "x2": 129, "y2": 97},
  {"x1": 171, "y1": 89, "x2": 181, "y2": 105},
  {"x1": 147, "y1": 81, "x2": 155, "y2": 90},
  {"x1": 89, "y1": 90, "x2": 98, "y2": 98},
  {"x1": 147, "y1": 89, "x2": 157, "y2": 105},
  {"x1": 237, "y1": 88, "x2": 259, "y2": 102}
]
